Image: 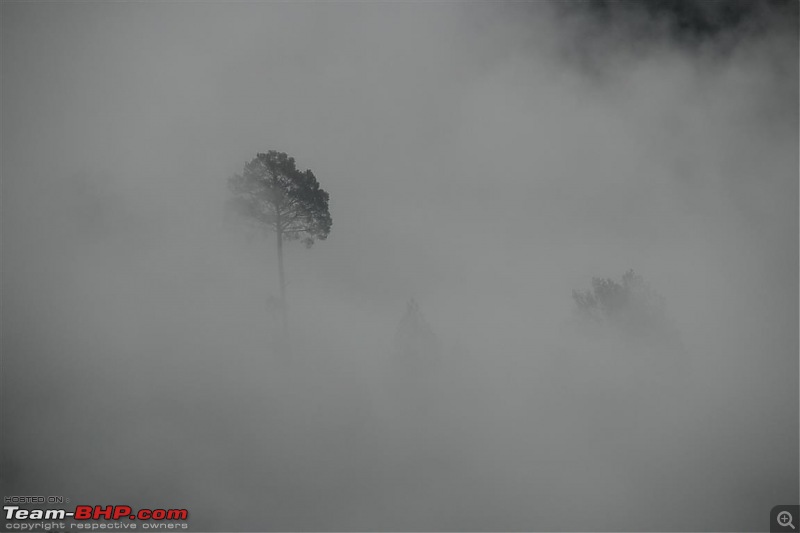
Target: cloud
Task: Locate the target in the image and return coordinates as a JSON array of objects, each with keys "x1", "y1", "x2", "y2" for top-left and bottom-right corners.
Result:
[{"x1": 2, "y1": 1, "x2": 796, "y2": 530}]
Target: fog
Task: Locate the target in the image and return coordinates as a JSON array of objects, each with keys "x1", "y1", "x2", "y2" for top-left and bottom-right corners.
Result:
[{"x1": 2, "y1": 2, "x2": 797, "y2": 531}]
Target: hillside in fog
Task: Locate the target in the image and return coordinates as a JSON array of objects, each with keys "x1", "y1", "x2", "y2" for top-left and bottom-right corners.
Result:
[{"x1": 2, "y1": 1, "x2": 797, "y2": 531}]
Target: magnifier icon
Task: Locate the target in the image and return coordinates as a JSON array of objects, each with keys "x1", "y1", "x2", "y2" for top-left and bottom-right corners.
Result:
[{"x1": 778, "y1": 511, "x2": 796, "y2": 530}]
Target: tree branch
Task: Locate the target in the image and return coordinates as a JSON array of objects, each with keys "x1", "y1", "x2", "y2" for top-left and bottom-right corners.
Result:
[{"x1": 282, "y1": 225, "x2": 314, "y2": 235}]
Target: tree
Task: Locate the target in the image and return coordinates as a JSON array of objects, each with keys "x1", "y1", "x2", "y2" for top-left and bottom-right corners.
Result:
[
  {"x1": 227, "y1": 151, "x2": 332, "y2": 331},
  {"x1": 393, "y1": 299, "x2": 441, "y2": 374},
  {"x1": 572, "y1": 269, "x2": 675, "y2": 341}
]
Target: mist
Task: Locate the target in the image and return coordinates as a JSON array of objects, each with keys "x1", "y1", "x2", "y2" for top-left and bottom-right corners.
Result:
[{"x1": 2, "y1": 2, "x2": 797, "y2": 531}]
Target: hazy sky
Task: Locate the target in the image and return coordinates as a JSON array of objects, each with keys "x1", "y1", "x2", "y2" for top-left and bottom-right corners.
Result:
[{"x1": 2, "y1": 1, "x2": 797, "y2": 531}]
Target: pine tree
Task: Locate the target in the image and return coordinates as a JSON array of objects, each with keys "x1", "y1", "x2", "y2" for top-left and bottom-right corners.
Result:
[{"x1": 393, "y1": 299, "x2": 441, "y2": 373}]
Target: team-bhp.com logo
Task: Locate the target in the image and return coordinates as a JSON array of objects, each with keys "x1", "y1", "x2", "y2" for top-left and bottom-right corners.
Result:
[{"x1": 5, "y1": 505, "x2": 188, "y2": 520}]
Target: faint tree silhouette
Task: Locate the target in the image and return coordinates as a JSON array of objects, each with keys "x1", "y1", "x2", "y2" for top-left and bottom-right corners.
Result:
[{"x1": 573, "y1": 269, "x2": 680, "y2": 347}]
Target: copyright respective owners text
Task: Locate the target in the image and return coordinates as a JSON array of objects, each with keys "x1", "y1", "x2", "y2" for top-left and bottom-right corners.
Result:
[{"x1": 3, "y1": 498, "x2": 191, "y2": 531}]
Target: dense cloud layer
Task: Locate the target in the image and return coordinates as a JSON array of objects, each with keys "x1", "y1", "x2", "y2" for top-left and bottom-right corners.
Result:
[{"x1": 2, "y1": 2, "x2": 797, "y2": 531}]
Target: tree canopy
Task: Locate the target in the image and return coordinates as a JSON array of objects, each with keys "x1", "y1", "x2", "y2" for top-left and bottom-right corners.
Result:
[
  {"x1": 572, "y1": 269, "x2": 673, "y2": 338},
  {"x1": 227, "y1": 151, "x2": 332, "y2": 248}
]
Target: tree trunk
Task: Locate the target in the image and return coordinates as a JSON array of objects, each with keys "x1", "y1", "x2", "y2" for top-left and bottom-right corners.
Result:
[{"x1": 276, "y1": 227, "x2": 288, "y2": 334}]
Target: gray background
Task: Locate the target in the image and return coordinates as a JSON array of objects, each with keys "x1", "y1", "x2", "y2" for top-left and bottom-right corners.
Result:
[{"x1": 2, "y1": 1, "x2": 797, "y2": 531}]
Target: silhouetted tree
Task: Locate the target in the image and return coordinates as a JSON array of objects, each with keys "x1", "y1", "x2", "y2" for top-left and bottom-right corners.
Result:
[
  {"x1": 573, "y1": 270, "x2": 675, "y2": 341},
  {"x1": 393, "y1": 299, "x2": 441, "y2": 374},
  {"x1": 227, "y1": 151, "x2": 332, "y2": 331}
]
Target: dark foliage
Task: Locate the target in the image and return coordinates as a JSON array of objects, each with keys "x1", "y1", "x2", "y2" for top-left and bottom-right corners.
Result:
[
  {"x1": 227, "y1": 150, "x2": 332, "y2": 247},
  {"x1": 572, "y1": 269, "x2": 673, "y2": 338},
  {"x1": 581, "y1": 0, "x2": 794, "y2": 40}
]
